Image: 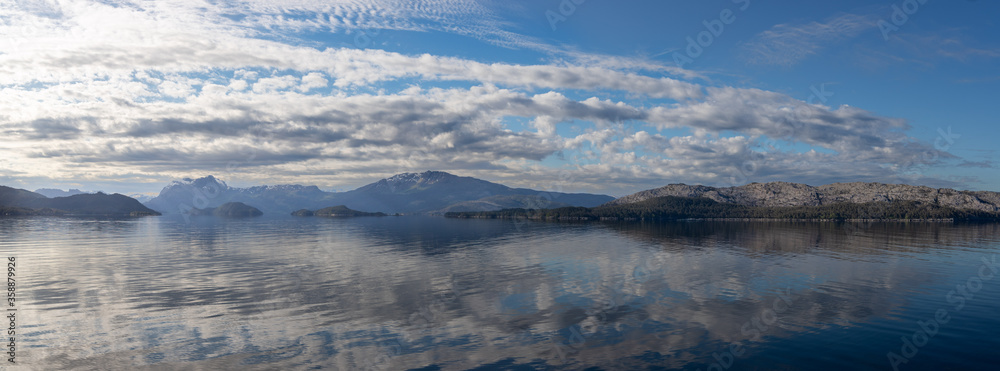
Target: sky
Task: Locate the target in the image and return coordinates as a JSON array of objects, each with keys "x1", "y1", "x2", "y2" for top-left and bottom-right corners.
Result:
[{"x1": 1, "y1": 0, "x2": 997, "y2": 197}]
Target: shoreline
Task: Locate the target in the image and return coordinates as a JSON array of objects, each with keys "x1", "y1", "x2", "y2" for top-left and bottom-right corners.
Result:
[{"x1": 446, "y1": 215, "x2": 967, "y2": 222}]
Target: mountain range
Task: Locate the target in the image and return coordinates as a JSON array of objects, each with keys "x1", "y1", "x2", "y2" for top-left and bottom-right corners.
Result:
[
  {"x1": 6, "y1": 173, "x2": 1000, "y2": 220},
  {"x1": 0, "y1": 186, "x2": 161, "y2": 216},
  {"x1": 143, "y1": 171, "x2": 615, "y2": 215},
  {"x1": 34, "y1": 188, "x2": 89, "y2": 198}
]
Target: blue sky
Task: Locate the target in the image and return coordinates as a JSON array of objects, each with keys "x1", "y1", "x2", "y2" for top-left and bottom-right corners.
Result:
[{"x1": 0, "y1": 0, "x2": 997, "y2": 197}]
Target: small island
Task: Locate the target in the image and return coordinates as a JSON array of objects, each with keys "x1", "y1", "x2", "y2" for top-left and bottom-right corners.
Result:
[
  {"x1": 291, "y1": 205, "x2": 386, "y2": 217},
  {"x1": 291, "y1": 209, "x2": 314, "y2": 216},
  {"x1": 190, "y1": 202, "x2": 263, "y2": 217}
]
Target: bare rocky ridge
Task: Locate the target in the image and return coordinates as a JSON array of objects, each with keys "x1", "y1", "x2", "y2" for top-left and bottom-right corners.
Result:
[{"x1": 606, "y1": 182, "x2": 1000, "y2": 212}]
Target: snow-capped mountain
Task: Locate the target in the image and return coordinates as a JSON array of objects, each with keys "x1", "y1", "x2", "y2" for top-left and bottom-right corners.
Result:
[
  {"x1": 144, "y1": 175, "x2": 330, "y2": 214},
  {"x1": 34, "y1": 188, "x2": 90, "y2": 198},
  {"x1": 143, "y1": 171, "x2": 614, "y2": 215}
]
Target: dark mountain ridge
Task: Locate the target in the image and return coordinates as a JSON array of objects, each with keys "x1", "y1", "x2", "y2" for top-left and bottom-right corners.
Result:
[
  {"x1": 144, "y1": 171, "x2": 614, "y2": 215},
  {"x1": 0, "y1": 186, "x2": 160, "y2": 216}
]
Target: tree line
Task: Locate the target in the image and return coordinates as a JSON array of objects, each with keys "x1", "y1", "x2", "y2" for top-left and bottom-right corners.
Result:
[{"x1": 444, "y1": 196, "x2": 1000, "y2": 221}]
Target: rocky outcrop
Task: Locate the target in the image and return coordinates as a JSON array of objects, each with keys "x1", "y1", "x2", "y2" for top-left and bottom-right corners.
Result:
[{"x1": 606, "y1": 182, "x2": 1000, "y2": 212}]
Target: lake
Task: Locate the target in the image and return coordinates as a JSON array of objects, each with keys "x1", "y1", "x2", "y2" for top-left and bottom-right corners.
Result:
[{"x1": 2, "y1": 216, "x2": 999, "y2": 370}]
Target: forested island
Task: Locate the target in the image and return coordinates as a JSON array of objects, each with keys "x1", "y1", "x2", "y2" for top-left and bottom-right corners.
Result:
[
  {"x1": 291, "y1": 205, "x2": 387, "y2": 217},
  {"x1": 445, "y1": 196, "x2": 1000, "y2": 221},
  {"x1": 189, "y1": 202, "x2": 264, "y2": 217}
]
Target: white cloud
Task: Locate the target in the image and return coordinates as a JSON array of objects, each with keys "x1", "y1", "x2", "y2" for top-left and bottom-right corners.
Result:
[
  {"x1": 741, "y1": 13, "x2": 876, "y2": 66},
  {"x1": 252, "y1": 75, "x2": 299, "y2": 93},
  {"x1": 0, "y1": 0, "x2": 963, "y2": 195},
  {"x1": 298, "y1": 72, "x2": 329, "y2": 92},
  {"x1": 158, "y1": 80, "x2": 194, "y2": 98},
  {"x1": 228, "y1": 79, "x2": 249, "y2": 91}
]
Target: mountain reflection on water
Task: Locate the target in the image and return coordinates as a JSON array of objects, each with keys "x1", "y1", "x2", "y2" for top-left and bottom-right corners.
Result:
[{"x1": 3, "y1": 216, "x2": 999, "y2": 370}]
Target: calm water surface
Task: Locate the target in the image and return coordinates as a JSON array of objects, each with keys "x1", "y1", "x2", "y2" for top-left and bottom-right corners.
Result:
[{"x1": 2, "y1": 216, "x2": 999, "y2": 370}]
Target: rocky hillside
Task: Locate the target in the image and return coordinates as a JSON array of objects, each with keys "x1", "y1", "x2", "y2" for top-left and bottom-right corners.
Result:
[{"x1": 605, "y1": 182, "x2": 1000, "y2": 212}]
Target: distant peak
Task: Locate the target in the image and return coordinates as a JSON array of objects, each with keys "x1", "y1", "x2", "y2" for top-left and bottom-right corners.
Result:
[
  {"x1": 167, "y1": 175, "x2": 229, "y2": 189},
  {"x1": 357, "y1": 171, "x2": 467, "y2": 193},
  {"x1": 384, "y1": 171, "x2": 456, "y2": 182}
]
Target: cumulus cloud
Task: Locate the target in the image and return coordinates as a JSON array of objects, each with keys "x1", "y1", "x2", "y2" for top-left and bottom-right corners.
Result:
[
  {"x1": 298, "y1": 72, "x2": 329, "y2": 92},
  {"x1": 0, "y1": 0, "x2": 965, "y2": 195}
]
